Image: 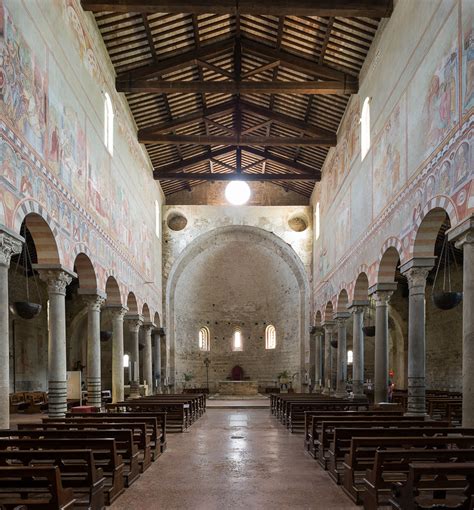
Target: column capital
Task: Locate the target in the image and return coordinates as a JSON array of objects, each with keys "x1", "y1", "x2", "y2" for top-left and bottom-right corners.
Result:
[
  {"x1": 447, "y1": 214, "x2": 474, "y2": 248},
  {"x1": 104, "y1": 304, "x2": 129, "y2": 320},
  {"x1": 142, "y1": 321, "x2": 156, "y2": 331},
  {"x1": 334, "y1": 312, "x2": 350, "y2": 324},
  {"x1": 373, "y1": 290, "x2": 394, "y2": 306},
  {"x1": 126, "y1": 314, "x2": 144, "y2": 332},
  {"x1": 403, "y1": 265, "x2": 432, "y2": 292},
  {"x1": 349, "y1": 300, "x2": 369, "y2": 310},
  {"x1": 321, "y1": 320, "x2": 335, "y2": 332},
  {"x1": 80, "y1": 291, "x2": 107, "y2": 311},
  {"x1": 35, "y1": 265, "x2": 76, "y2": 295},
  {"x1": 0, "y1": 226, "x2": 23, "y2": 267},
  {"x1": 349, "y1": 304, "x2": 366, "y2": 314}
]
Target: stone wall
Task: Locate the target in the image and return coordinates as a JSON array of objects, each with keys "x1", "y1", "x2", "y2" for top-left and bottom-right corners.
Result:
[
  {"x1": 162, "y1": 208, "x2": 312, "y2": 390},
  {"x1": 166, "y1": 182, "x2": 309, "y2": 206}
]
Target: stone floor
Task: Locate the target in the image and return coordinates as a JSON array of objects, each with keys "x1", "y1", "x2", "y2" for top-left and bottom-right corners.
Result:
[
  {"x1": 111, "y1": 408, "x2": 359, "y2": 510},
  {"x1": 207, "y1": 398, "x2": 270, "y2": 408}
]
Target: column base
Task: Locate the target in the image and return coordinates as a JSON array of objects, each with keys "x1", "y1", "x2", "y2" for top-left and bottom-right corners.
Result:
[
  {"x1": 335, "y1": 390, "x2": 347, "y2": 398},
  {"x1": 48, "y1": 380, "x2": 67, "y2": 418}
]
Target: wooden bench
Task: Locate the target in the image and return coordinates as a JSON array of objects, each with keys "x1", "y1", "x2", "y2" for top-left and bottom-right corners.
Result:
[
  {"x1": 287, "y1": 399, "x2": 369, "y2": 432},
  {"x1": 40, "y1": 420, "x2": 153, "y2": 472},
  {"x1": 63, "y1": 413, "x2": 166, "y2": 458},
  {"x1": 0, "y1": 449, "x2": 105, "y2": 510},
  {"x1": 362, "y1": 449, "x2": 474, "y2": 510},
  {"x1": 0, "y1": 466, "x2": 75, "y2": 509},
  {"x1": 107, "y1": 401, "x2": 188, "y2": 432},
  {"x1": 341, "y1": 435, "x2": 474, "y2": 504},
  {"x1": 0, "y1": 438, "x2": 124, "y2": 506},
  {"x1": 326, "y1": 424, "x2": 459, "y2": 482},
  {"x1": 304, "y1": 410, "x2": 404, "y2": 451},
  {"x1": 4, "y1": 427, "x2": 140, "y2": 488},
  {"x1": 306, "y1": 414, "x2": 422, "y2": 458},
  {"x1": 389, "y1": 462, "x2": 474, "y2": 510}
]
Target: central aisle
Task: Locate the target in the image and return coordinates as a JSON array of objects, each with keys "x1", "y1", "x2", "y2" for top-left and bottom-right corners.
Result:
[{"x1": 111, "y1": 408, "x2": 359, "y2": 510}]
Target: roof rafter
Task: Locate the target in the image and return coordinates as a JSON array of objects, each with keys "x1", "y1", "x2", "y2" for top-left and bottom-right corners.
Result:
[
  {"x1": 140, "y1": 134, "x2": 336, "y2": 146},
  {"x1": 156, "y1": 173, "x2": 319, "y2": 181}
]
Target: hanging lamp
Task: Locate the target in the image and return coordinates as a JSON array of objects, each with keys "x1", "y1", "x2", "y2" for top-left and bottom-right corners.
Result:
[
  {"x1": 9, "y1": 224, "x2": 42, "y2": 320},
  {"x1": 432, "y1": 235, "x2": 463, "y2": 310}
]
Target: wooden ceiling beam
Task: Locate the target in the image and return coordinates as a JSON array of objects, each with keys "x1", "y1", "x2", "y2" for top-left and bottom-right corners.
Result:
[
  {"x1": 241, "y1": 38, "x2": 353, "y2": 82},
  {"x1": 155, "y1": 173, "x2": 319, "y2": 181},
  {"x1": 242, "y1": 147, "x2": 319, "y2": 175},
  {"x1": 118, "y1": 79, "x2": 358, "y2": 94},
  {"x1": 116, "y1": 37, "x2": 234, "y2": 82},
  {"x1": 140, "y1": 134, "x2": 336, "y2": 146},
  {"x1": 239, "y1": 100, "x2": 336, "y2": 139},
  {"x1": 153, "y1": 146, "x2": 235, "y2": 177},
  {"x1": 138, "y1": 100, "x2": 235, "y2": 136},
  {"x1": 82, "y1": 0, "x2": 393, "y2": 18}
]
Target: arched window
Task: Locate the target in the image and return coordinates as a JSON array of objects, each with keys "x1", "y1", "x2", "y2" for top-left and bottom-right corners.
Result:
[
  {"x1": 347, "y1": 350, "x2": 353, "y2": 364},
  {"x1": 104, "y1": 92, "x2": 114, "y2": 155},
  {"x1": 315, "y1": 202, "x2": 320, "y2": 241},
  {"x1": 360, "y1": 97, "x2": 370, "y2": 161},
  {"x1": 199, "y1": 327, "x2": 210, "y2": 351},
  {"x1": 232, "y1": 329, "x2": 243, "y2": 351},
  {"x1": 265, "y1": 325, "x2": 276, "y2": 349},
  {"x1": 123, "y1": 354, "x2": 130, "y2": 368}
]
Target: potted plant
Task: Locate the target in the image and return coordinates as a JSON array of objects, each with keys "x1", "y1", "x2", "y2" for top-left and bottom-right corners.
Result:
[
  {"x1": 183, "y1": 372, "x2": 194, "y2": 389},
  {"x1": 277, "y1": 370, "x2": 290, "y2": 385}
]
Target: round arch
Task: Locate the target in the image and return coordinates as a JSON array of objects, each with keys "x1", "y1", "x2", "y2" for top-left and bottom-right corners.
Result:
[
  {"x1": 126, "y1": 292, "x2": 138, "y2": 314},
  {"x1": 336, "y1": 289, "x2": 349, "y2": 313},
  {"x1": 412, "y1": 206, "x2": 451, "y2": 259},
  {"x1": 73, "y1": 253, "x2": 97, "y2": 292},
  {"x1": 352, "y1": 272, "x2": 369, "y2": 303},
  {"x1": 142, "y1": 303, "x2": 151, "y2": 323},
  {"x1": 15, "y1": 211, "x2": 61, "y2": 265},
  {"x1": 105, "y1": 276, "x2": 122, "y2": 306},
  {"x1": 377, "y1": 245, "x2": 402, "y2": 284},
  {"x1": 324, "y1": 302, "x2": 334, "y2": 323},
  {"x1": 165, "y1": 225, "x2": 310, "y2": 388}
]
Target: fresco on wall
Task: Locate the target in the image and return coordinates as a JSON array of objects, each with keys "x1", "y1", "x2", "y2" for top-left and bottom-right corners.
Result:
[
  {"x1": 0, "y1": 3, "x2": 47, "y2": 157},
  {"x1": 48, "y1": 58, "x2": 86, "y2": 198},
  {"x1": 408, "y1": 10, "x2": 459, "y2": 175},
  {"x1": 350, "y1": 155, "x2": 372, "y2": 243},
  {"x1": 341, "y1": 96, "x2": 360, "y2": 166},
  {"x1": 373, "y1": 95, "x2": 407, "y2": 217},
  {"x1": 463, "y1": 0, "x2": 474, "y2": 113}
]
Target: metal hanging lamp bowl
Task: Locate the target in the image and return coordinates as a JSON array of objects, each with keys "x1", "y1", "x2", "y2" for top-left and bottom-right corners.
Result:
[
  {"x1": 432, "y1": 291, "x2": 463, "y2": 310},
  {"x1": 362, "y1": 325, "x2": 376, "y2": 337},
  {"x1": 10, "y1": 301, "x2": 42, "y2": 320},
  {"x1": 330, "y1": 339, "x2": 338, "y2": 349},
  {"x1": 100, "y1": 330, "x2": 113, "y2": 342}
]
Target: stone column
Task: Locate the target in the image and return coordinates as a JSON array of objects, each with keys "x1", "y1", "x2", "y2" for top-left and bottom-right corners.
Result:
[
  {"x1": 322, "y1": 322, "x2": 334, "y2": 395},
  {"x1": 153, "y1": 330, "x2": 162, "y2": 394},
  {"x1": 350, "y1": 304, "x2": 366, "y2": 398},
  {"x1": 82, "y1": 294, "x2": 106, "y2": 408},
  {"x1": 448, "y1": 215, "x2": 474, "y2": 427},
  {"x1": 108, "y1": 305, "x2": 128, "y2": 403},
  {"x1": 36, "y1": 266, "x2": 75, "y2": 417},
  {"x1": 371, "y1": 286, "x2": 395, "y2": 405},
  {"x1": 335, "y1": 313, "x2": 350, "y2": 397},
  {"x1": 142, "y1": 323, "x2": 154, "y2": 395},
  {"x1": 401, "y1": 259, "x2": 434, "y2": 416},
  {"x1": 0, "y1": 227, "x2": 23, "y2": 429},
  {"x1": 314, "y1": 327, "x2": 323, "y2": 392},
  {"x1": 126, "y1": 315, "x2": 143, "y2": 399}
]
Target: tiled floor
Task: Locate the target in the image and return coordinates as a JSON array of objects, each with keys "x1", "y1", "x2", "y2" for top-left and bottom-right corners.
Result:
[{"x1": 111, "y1": 408, "x2": 359, "y2": 510}]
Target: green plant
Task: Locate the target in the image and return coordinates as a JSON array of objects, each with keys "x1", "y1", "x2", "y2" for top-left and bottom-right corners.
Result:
[
  {"x1": 183, "y1": 373, "x2": 194, "y2": 382},
  {"x1": 277, "y1": 370, "x2": 290, "y2": 380}
]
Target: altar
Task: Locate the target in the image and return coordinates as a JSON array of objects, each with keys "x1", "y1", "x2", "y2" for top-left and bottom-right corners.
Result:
[{"x1": 218, "y1": 380, "x2": 259, "y2": 395}]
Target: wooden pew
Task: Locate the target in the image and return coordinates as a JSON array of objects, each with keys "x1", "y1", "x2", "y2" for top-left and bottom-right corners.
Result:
[
  {"x1": 304, "y1": 411, "x2": 404, "y2": 453},
  {"x1": 0, "y1": 449, "x2": 105, "y2": 510},
  {"x1": 0, "y1": 466, "x2": 76, "y2": 509},
  {"x1": 363, "y1": 449, "x2": 474, "y2": 510},
  {"x1": 306, "y1": 414, "x2": 421, "y2": 458},
  {"x1": 326, "y1": 424, "x2": 459, "y2": 482},
  {"x1": 63, "y1": 413, "x2": 165, "y2": 458},
  {"x1": 39, "y1": 420, "x2": 152, "y2": 472},
  {"x1": 4, "y1": 428, "x2": 140, "y2": 488},
  {"x1": 107, "y1": 401, "x2": 188, "y2": 432},
  {"x1": 287, "y1": 400, "x2": 369, "y2": 432},
  {"x1": 138, "y1": 394, "x2": 206, "y2": 421},
  {"x1": 0, "y1": 438, "x2": 124, "y2": 506},
  {"x1": 389, "y1": 462, "x2": 474, "y2": 510},
  {"x1": 342, "y1": 435, "x2": 474, "y2": 504}
]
